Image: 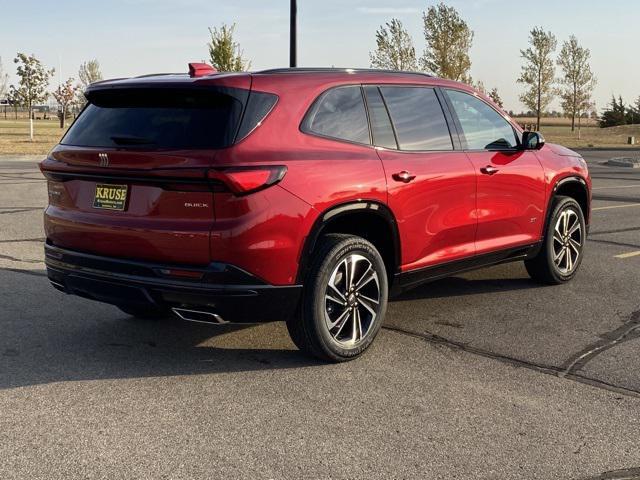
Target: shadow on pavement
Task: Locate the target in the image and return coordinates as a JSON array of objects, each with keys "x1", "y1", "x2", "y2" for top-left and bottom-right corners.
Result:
[
  {"x1": 0, "y1": 268, "x2": 320, "y2": 390},
  {"x1": 392, "y1": 274, "x2": 543, "y2": 302}
]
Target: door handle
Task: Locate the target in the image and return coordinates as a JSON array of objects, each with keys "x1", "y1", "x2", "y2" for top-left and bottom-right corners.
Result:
[
  {"x1": 480, "y1": 165, "x2": 499, "y2": 175},
  {"x1": 392, "y1": 171, "x2": 416, "y2": 183}
]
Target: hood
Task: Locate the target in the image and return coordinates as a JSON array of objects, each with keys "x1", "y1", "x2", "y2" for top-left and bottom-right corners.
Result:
[{"x1": 547, "y1": 143, "x2": 582, "y2": 158}]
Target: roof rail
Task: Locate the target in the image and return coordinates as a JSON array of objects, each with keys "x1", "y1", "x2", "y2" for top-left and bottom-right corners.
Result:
[
  {"x1": 256, "y1": 67, "x2": 433, "y2": 78},
  {"x1": 133, "y1": 73, "x2": 183, "y2": 78}
]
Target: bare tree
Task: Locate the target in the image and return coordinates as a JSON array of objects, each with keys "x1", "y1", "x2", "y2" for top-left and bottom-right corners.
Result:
[
  {"x1": 10, "y1": 53, "x2": 55, "y2": 141},
  {"x1": 75, "y1": 59, "x2": 103, "y2": 111},
  {"x1": 517, "y1": 27, "x2": 557, "y2": 131},
  {"x1": 557, "y1": 35, "x2": 596, "y2": 133},
  {"x1": 53, "y1": 78, "x2": 78, "y2": 128},
  {"x1": 369, "y1": 18, "x2": 418, "y2": 71},
  {"x1": 207, "y1": 23, "x2": 251, "y2": 72},
  {"x1": 421, "y1": 2, "x2": 473, "y2": 83},
  {"x1": 78, "y1": 59, "x2": 102, "y2": 87}
]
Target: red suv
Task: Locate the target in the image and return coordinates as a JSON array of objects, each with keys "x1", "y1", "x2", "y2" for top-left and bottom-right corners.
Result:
[{"x1": 40, "y1": 65, "x2": 591, "y2": 361}]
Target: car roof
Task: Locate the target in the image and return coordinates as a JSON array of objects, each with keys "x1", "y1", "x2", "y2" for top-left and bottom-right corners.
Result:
[
  {"x1": 85, "y1": 67, "x2": 474, "y2": 96},
  {"x1": 257, "y1": 67, "x2": 433, "y2": 77}
]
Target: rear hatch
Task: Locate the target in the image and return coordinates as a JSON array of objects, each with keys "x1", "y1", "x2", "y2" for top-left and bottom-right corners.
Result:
[{"x1": 41, "y1": 74, "x2": 276, "y2": 266}]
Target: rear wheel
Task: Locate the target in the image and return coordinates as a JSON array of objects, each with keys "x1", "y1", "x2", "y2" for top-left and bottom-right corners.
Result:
[
  {"x1": 525, "y1": 196, "x2": 586, "y2": 284},
  {"x1": 117, "y1": 304, "x2": 171, "y2": 319},
  {"x1": 286, "y1": 234, "x2": 389, "y2": 362}
]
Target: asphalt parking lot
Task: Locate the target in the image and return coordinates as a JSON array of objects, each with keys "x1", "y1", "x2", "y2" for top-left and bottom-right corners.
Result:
[{"x1": 1, "y1": 151, "x2": 639, "y2": 479}]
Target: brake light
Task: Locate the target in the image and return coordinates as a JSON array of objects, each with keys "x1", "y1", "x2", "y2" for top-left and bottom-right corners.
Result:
[{"x1": 208, "y1": 166, "x2": 287, "y2": 195}]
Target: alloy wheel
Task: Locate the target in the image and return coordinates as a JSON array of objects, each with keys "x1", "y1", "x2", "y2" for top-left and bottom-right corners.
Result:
[
  {"x1": 552, "y1": 208, "x2": 583, "y2": 275},
  {"x1": 324, "y1": 254, "x2": 381, "y2": 347}
]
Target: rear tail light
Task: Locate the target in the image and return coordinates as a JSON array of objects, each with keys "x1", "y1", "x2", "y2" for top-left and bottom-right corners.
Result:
[
  {"x1": 40, "y1": 162, "x2": 286, "y2": 196},
  {"x1": 208, "y1": 166, "x2": 287, "y2": 196}
]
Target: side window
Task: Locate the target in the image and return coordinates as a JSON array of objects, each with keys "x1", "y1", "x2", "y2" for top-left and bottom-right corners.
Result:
[
  {"x1": 446, "y1": 89, "x2": 518, "y2": 150},
  {"x1": 301, "y1": 86, "x2": 370, "y2": 144},
  {"x1": 379, "y1": 86, "x2": 453, "y2": 151},
  {"x1": 363, "y1": 86, "x2": 397, "y2": 149}
]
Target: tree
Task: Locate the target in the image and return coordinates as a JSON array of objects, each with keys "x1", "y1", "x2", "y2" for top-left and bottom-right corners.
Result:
[
  {"x1": 632, "y1": 96, "x2": 640, "y2": 124},
  {"x1": 78, "y1": 59, "x2": 102, "y2": 87},
  {"x1": 75, "y1": 59, "x2": 102, "y2": 111},
  {"x1": 52, "y1": 78, "x2": 78, "y2": 128},
  {"x1": 599, "y1": 95, "x2": 627, "y2": 128},
  {"x1": 557, "y1": 36, "x2": 596, "y2": 133},
  {"x1": 517, "y1": 27, "x2": 557, "y2": 131},
  {"x1": 10, "y1": 53, "x2": 54, "y2": 141},
  {"x1": 207, "y1": 23, "x2": 250, "y2": 72},
  {"x1": 474, "y1": 80, "x2": 487, "y2": 95},
  {"x1": 489, "y1": 87, "x2": 504, "y2": 108},
  {"x1": 369, "y1": 18, "x2": 418, "y2": 71},
  {"x1": 421, "y1": 2, "x2": 473, "y2": 83},
  {"x1": 0, "y1": 57, "x2": 9, "y2": 119},
  {"x1": 6, "y1": 88, "x2": 19, "y2": 120}
]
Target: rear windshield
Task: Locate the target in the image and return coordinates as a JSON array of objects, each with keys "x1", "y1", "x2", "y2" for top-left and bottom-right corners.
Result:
[{"x1": 61, "y1": 88, "x2": 245, "y2": 149}]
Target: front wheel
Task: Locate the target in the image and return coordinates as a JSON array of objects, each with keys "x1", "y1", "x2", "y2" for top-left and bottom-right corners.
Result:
[
  {"x1": 286, "y1": 234, "x2": 389, "y2": 362},
  {"x1": 525, "y1": 196, "x2": 586, "y2": 284}
]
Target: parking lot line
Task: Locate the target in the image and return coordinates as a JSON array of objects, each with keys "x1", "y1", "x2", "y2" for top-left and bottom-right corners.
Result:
[
  {"x1": 614, "y1": 251, "x2": 640, "y2": 259},
  {"x1": 592, "y1": 203, "x2": 640, "y2": 212},
  {"x1": 592, "y1": 184, "x2": 640, "y2": 190}
]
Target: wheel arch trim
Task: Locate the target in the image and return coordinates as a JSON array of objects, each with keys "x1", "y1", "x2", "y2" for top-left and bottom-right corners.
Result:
[
  {"x1": 535, "y1": 175, "x2": 590, "y2": 256},
  {"x1": 551, "y1": 175, "x2": 590, "y2": 221},
  {"x1": 296, "y1": 200, "x2": 401, "y2": 283}
]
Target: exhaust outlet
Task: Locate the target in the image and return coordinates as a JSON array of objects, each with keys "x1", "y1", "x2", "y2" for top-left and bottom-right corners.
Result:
[{"x1": 172, "y1": 308, "x2": 228, "y2": 325}]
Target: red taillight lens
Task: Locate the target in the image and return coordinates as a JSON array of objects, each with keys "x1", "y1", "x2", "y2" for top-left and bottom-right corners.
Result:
[{"x1": 208, "y1": 166, "x2": 287, "y2": 195}]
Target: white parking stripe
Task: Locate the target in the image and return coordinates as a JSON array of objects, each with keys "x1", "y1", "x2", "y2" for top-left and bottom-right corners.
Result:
[
  {"x1": 615, "y1": 251, "x2": 640, "y2": 259},
  {"x1": 592, "y1": 184, "x2": 640, "y2": 190},
  {"x1": 592, "y1": 203, "x2": 640, "y2": 211}
]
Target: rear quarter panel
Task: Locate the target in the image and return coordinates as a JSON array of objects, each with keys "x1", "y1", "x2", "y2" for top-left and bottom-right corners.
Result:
[{"x1": 210, "y1": 74, "x2": 387, "y2": 285}]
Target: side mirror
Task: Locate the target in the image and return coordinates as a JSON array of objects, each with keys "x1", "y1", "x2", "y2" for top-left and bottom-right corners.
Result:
[{"x1": 522, "y1": 131, "x2": 545, "y2": 150}]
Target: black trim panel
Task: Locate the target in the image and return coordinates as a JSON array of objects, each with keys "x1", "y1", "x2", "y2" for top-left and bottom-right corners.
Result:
[
  {"x1": 544, "y1": 175, "x2": 591, "y2": 235},
  {"x1": 392, "y1": 243, "x2": 541, "y2": 295},
  {"x1": 297, "y1": 201, "x2": 401, "y2": 283},
  {"x1": 45, "y1": 243, "x2": 301, "y2": 323}
]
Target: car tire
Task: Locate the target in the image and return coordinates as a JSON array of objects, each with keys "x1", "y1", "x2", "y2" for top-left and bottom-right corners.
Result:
[
  {"x1": 525, "y1": 196, "x2": 586, "y2": 285},
  {"x1": 117, "y1": 304, "x2": 171, "y2": 319},
  {"x1": 286, "y1": 234, "x2": 389, "y2": 362}
]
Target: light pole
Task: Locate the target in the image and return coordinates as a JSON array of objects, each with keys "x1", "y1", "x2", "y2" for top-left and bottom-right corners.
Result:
[{"x1": 290, "y1": 0, "x2": 297, "y2": 68}]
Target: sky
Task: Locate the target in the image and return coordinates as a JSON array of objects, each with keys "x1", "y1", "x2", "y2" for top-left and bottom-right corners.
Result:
[{"x1": 1, "y1": 0, "x2": 639, "y2": 112}]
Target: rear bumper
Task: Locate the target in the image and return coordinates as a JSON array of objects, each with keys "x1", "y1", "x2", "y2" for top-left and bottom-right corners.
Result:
[{"x1": 44, "y1": 242, "x2": 302, "y2": 323}]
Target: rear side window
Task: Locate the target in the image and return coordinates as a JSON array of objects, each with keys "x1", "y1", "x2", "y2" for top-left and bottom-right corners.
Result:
[
  {"x1": 235, "y1": 91, "x2": 278, "y2": 142},
  {"x1": 363, "y1": 86, "x2": 397, "y2": 149},
  {"x1": 301, "y1": 86, "x2": 370, "y2": 145},
  {"x1": 446, "y1": 89, "x2": 518, "y2": 150},
  {"x1": 62, "y1": 88, "x2": 245, "y2": 149},
  {"x1": 380, "y1": 86, "x2": 453, "y2": 151}
]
